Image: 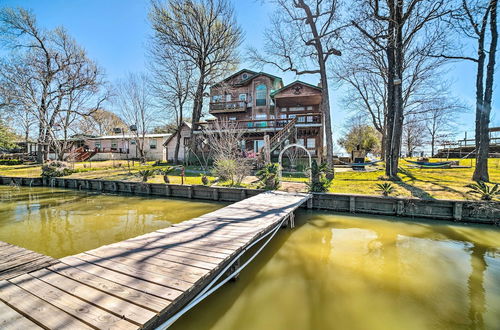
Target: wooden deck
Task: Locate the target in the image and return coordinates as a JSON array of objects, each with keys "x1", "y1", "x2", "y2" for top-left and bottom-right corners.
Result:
[
  {"x1": 0, "y1": 191, "x2": 310, "y2": 329},
  {"x1": 0, "y1": 241, "x2": 59, "y2": 281}
]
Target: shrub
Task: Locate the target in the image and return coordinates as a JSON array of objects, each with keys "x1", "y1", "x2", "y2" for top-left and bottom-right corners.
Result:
[
  {"x1": 136, "y1": 169, "x2": 157, "y2": 182},
  {"x1": 256, "y1": 163, "x2": 281, "y2": 190},
  {"x1": 213, "y1": 158, "x2": 250, "y2": 186},
  {"x1": 41, "y1": 161, "x2": 73, "y2": 178},
  {"x1": 0, "y1": 159, "x2": 23, "y2": 165},
  {"x1": 307, "y1": 160, "x2": 332, "y2": 192},
  {"x1": 466, "y1": 181, "x2": 500, "y2": 201},
  {"x1": 376, "y1": 183, "x2": 395, "y2": 196}
]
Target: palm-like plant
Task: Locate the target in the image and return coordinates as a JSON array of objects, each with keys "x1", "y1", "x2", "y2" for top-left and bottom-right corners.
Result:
[
  {"x1": 256, "y1": 163, "x2": 281, "y2": 190},
  {"x1": 157, "y1": 166, "x2": 175, "y2": 184},
  {"x1": 136, "y1": 169, "x2": 157, "y2": 182},
  {"x1": 376, "y1": 183, "x2": 395, "y2": 196},
  {"x1": 466, "y1": 181, "x2": 500, "y2": 201},
  {"x1": 306, "y1": 160, "x2": 332, "y2": 192}
]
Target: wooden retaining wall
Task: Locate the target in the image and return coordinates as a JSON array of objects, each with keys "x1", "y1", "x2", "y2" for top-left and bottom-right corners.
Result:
[{"x1": 1, "y1": 176, "x2": 498, "y2": 225}]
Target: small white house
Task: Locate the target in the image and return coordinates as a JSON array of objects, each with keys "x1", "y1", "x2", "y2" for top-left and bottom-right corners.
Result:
[
  {"x1": 164, "y1": 122, "x2": 191, "y2": 162},
  {"x1": 86, "y1": 133, "x2": 171, "y2": 161}
]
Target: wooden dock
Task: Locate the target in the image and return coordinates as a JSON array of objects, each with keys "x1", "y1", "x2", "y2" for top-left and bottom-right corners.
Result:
[
  {"x1": 0, "y1": 241, "x2": 59, "y2": 281},
  {"x1": 0, "y1": 191, "x2": 310, "y2": 329}
]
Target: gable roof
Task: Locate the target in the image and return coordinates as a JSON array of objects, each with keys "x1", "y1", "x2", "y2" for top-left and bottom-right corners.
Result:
[
  {"x1": 212, "y1": 69, "x2": 283, "y2": 88},
  {"x1": 270, "y1": 80, "x2": 322, "y2": 98},
  {"x1": 163, "y1": 122, "x2": 191, "y2": 146}
]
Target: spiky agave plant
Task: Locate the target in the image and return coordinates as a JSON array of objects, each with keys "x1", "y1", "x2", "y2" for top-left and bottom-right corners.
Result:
[
  {"x1": 376, "y1": 183, "x2": 395, "y2": 196},
  {"x1": 136, "y1": 169, "x2": 157, "y2": 182},
  {"x1": 466, "y1": 181, "x2": 500, "y2": 201},
  {"x1": 256, "y1": 163, "x2": 281, "y2": 190},
  {"x1": 306, "y1": 160, "x2": 332, "y2": 193}
]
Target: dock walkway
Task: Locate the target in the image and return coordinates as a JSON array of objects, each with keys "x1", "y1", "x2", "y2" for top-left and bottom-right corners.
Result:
[{"x1": 0, "y1": 191, "x2": 310, "y2": 329}]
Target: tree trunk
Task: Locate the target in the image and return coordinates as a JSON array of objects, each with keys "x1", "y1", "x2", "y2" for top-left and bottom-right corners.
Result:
[
  {"x1": 174, "y1": 126, "x2": 181, "y2": 164},
  {"x1": 385, "y1": 0, "x2": 404, "y2": 179},
  {"x1": 473, "y1": 0, "x2": 497, "y2": 182},
  {"x1": 188, "y1": 74, "x2": 205, "y2": 163},
  {"x1": 320, "y1": 73, "x2": 335, "y2": 179}
]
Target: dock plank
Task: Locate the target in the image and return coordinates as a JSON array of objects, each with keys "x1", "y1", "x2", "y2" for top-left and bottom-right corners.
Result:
[
  {"x1": 31, "y1": 268, "x2": 157, "y2": 327},
  {"x1": 9, "y1": 274, "x2": 137, "y2": 330},
  {"x1": 0, "y1": 300, "x2": 42, "y2": 330},
  {"x1": 0, "y1": 241, "x2": 58, "y2": 281},
  {"x1": 0, "y1": 280, "x2": 93, "y2": 330}
]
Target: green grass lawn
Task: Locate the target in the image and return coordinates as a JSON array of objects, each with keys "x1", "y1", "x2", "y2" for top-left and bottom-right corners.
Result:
[{"x1": 1, "y1": 158, "x2": 499, "y2": 200}]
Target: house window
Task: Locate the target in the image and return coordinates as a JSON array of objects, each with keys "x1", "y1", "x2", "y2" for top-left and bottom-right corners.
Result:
[
  {"x1": 95, "y1": 142, "x2": 101, "y2": 149},
  {"x1": 239, "y1": 93, "x2": 247, "y2": 101},
  {"x1": 307, "y1": 138, "x2": 316, "y2": 149},
  {"x1": 255, "y1": 114, "x2": 267, "y2": 119},
  {"x1": 242, "y1": 73, "x2": 248, "y2": 80},
  {"x1": 298, "y1": 116, "x2": 306, "y2": 123},
  {"x1": 289, "y1": 106, "x2": 305, "y2": 111},
  {"x1": 212, "y1": 95, "x2": 222, "y2": 102},
  {"x1": 111, "y1": 142, "x2": 117, "y2": 150},
  {"x1": 130, "y1": 140, "x2": 136, "y2": 145},
  {"x1": 150, "y1": 139, "x2": 157, "y2": 149},
  {"x1": 255, "y1": 84, "x2": 267, "y2": 106},
  {"x1": 297, "y1": 139, "x2": 305, "y2": 146},
  {"x1": 229, "y1": 117, "x2": 236, "y2": 121},
  {"x1": 254, "y1": 140, "x2": 264, "y2": 153},
  {"x1": 226, "y1": 94, "x2": 232, "y2": 102}
]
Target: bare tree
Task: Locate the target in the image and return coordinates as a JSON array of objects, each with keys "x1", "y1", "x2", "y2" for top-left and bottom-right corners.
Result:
[
  {"x1": 402, "y1": 114, "x2": 426, "y2": 157},
  {"x1": 115, "y1": 73, "x2": 156, "y2": 163},
  {"x1": 249, "y1": 0, "x2": 343, "y2": 176},
  {"x1": 201, "y1": 120, "x2": 251, "y2": 186},
  {"x1": 149, "y1": 0, "x2": 243, "y2": 155},
  {"x1": 0, "y1": 8, "x2": 107, "y2": 162},
  {"x1": 77, "y1": 109, "x2": 127, "y2": 136},
  {"x1": 348, "y1": 0, "x2": 452, "y2": 178},
  {"x1": 442, "y1": 0, "x2": 498, "y2": 181},
  {"x1": 423, "y1": 97, "x2": 462, "y2": 156},
  {"x1": 149, "y1": 45, "x2": 194, "y2": 164}
]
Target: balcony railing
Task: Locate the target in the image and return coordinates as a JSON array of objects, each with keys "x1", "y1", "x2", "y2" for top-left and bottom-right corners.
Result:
[
  {"x1": 198, "y1": 113, "x2": 322, "y2": 130},
  {"x1": 209, "y1": 101, "x2": 249, "y2": 113}
]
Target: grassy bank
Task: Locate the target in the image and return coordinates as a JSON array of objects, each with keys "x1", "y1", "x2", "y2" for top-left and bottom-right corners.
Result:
[{"x1": 1, "y1": 158, "x2": 499, "y2": 200}]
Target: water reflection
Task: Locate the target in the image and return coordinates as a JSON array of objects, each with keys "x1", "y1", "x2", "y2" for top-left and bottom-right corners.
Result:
[
  {"x1": 0, "y1": 186, "x2": 224, "y2": 258},
  {"x1": 172, "y1": 210, "x2": 500, "y2": 330}
]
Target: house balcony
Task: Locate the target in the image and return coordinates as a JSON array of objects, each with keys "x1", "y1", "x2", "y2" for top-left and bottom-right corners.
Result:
[
  {"x1": 209, "y1": 101, "x2": 250, "y2": 114},
  {"x1": 196, "y1": 113, "x2": 322, "y2": 132}
]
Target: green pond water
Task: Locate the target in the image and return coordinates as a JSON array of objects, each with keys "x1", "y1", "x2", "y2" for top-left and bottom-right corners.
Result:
[
  {"x1": 1, "y1": 186, "x2": 499, "y2": 329},
  {"x1": 0, "y1": 186, "x2": 224, "y2": 258},
  {"x1": 172, "y1": 211, "x2": 500, "y2": 330}
]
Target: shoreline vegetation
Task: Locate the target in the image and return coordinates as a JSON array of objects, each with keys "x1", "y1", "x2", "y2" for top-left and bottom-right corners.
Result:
[{"x1": 1, "y1": 158, "x2": 498, "y2": 201}]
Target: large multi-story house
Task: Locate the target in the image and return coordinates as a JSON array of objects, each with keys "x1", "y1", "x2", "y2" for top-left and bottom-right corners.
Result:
[
  {"x1": 164, "y1": 69, "x2": 324, "y2": 162},
  {"x1": 198, "y1": 69, "x2": 324, "y2": 159}
]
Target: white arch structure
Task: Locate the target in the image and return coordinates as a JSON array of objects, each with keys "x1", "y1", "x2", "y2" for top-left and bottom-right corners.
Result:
[{"x1": 278, "y1": 143, "x2": 312, "y2": 183}]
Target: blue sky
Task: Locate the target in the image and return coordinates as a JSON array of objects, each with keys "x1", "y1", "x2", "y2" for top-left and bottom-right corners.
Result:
[{"x1": 1, "y1": 0, "x2": 498, "y2": 144}]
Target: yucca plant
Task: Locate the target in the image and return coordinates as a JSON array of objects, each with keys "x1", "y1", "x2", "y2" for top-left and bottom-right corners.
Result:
[
  {"x1": 306, "y1": 160, "x2": 332, "y2": 193},
  {"x1": 376, "y1": 183, "x2": 395, "y2": 196},
  {"x1": 136, "y1": 169, "x2": 157, "y2": 182},
  {"x1": 200, "y1": 174, "x2": 210, "y2": 186},
  {"x1": 157, "y1": 166, "x2": 175, "y2": 184},
  {"x1": 466, "y1": 181, "x2": 500, "y2": 201},
  {"x1": 256, "y1": 163, "x2": 281, "y2": 190}
]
